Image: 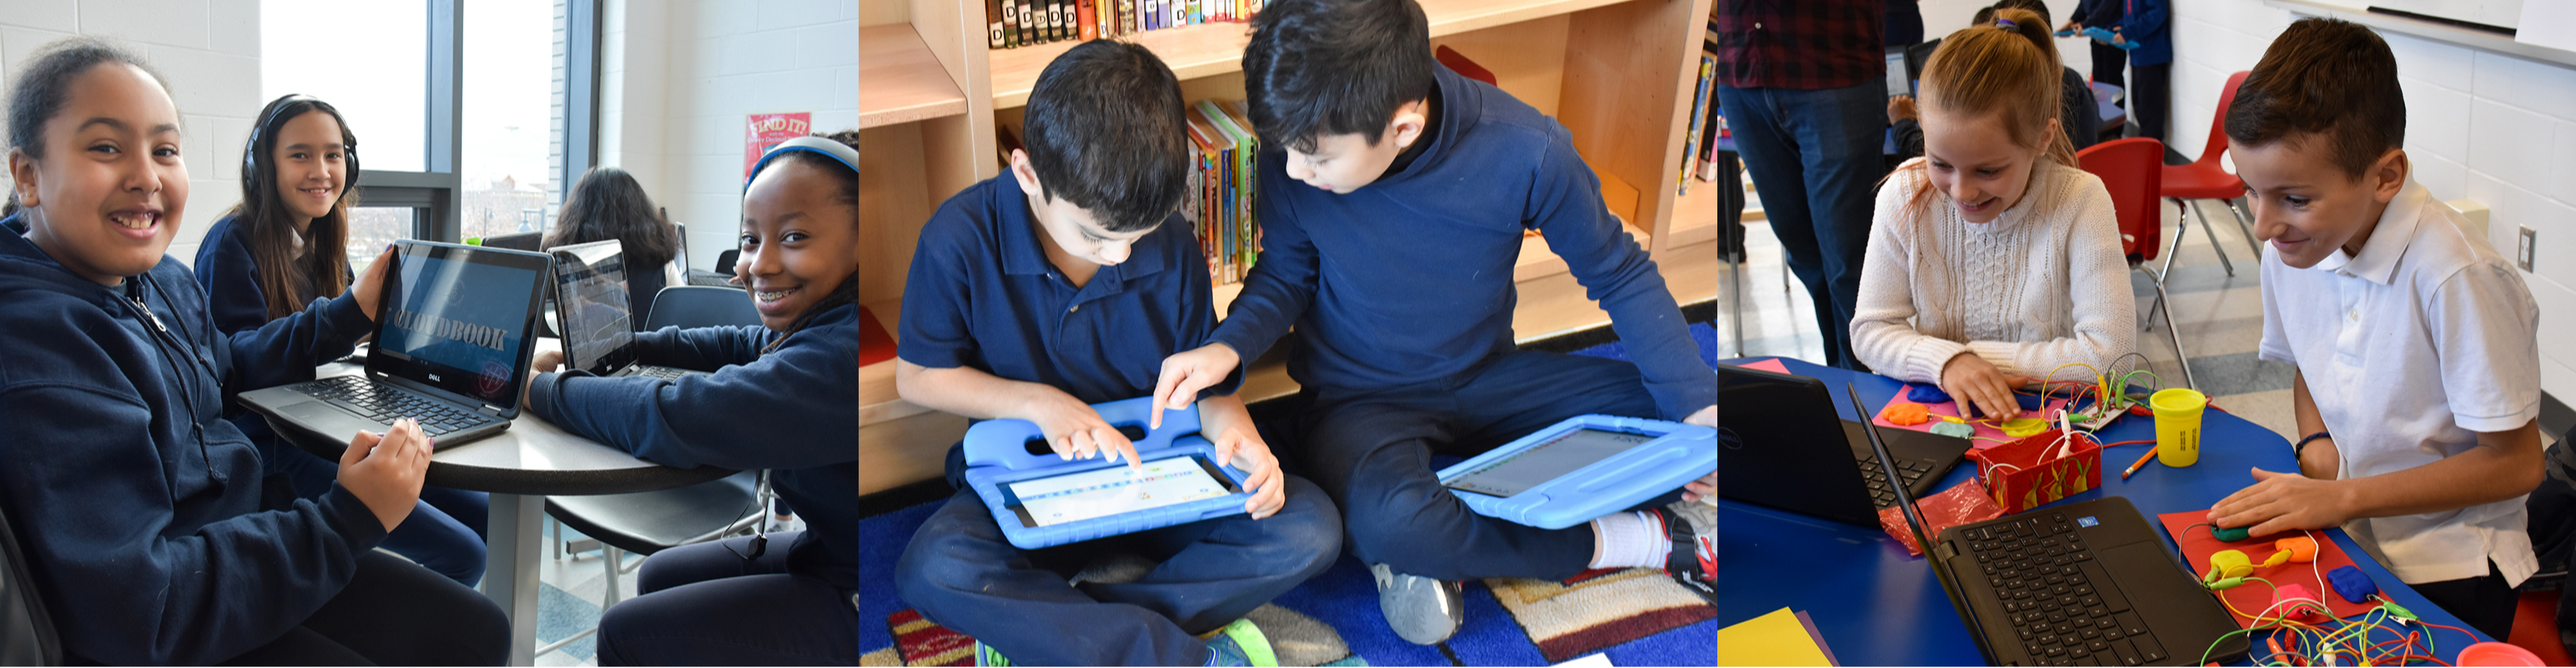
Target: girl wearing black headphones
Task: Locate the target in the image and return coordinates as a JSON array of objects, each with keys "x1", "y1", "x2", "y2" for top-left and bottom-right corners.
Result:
[
  {"x1": 522, "y1": 132, "x2": 861, "y2": 666},
  {"x1": 194, "y1": 93, "x2": 493, "y2": 589}
]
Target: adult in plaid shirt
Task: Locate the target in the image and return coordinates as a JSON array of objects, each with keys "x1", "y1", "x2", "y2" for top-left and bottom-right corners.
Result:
[{"x1": 1713, "y1": 0, "x2": 1888, "y2": 371}]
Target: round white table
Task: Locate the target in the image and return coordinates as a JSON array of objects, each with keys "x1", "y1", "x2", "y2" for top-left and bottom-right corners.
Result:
[{"x1": 268, "y1": 352, "x2": 730, "y2": 666}]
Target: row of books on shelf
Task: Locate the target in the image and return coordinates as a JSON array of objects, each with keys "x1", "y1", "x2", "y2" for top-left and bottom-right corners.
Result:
[
  {"x1": 987, "y1": 0, "x2": 1270, "y2": 49},
  {"x1": 1678, "y1": 15, "x2": 1723, "y2": 194},
  {"x1": 993, "y1": 99, "x2": 1265, "y2": 286}
]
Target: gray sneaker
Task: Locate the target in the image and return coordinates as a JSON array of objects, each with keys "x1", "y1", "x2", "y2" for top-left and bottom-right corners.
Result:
[{"x1": 1371, "y1": 563, "x2": 1464, "y2": 645}]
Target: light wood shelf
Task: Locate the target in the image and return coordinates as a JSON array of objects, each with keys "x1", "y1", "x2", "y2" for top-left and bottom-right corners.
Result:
[
  {"x1": 861, "y1": 23, "x2": 970, "y2": 128},
  {"x1": 1670, "y1": 181, "x2": 1717, "y2": 249},
  {"x1": 984, "y1": 0, "x2": 1631, "y2": 109}
]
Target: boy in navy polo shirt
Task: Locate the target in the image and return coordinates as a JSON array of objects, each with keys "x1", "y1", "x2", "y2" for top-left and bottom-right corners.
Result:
[
  {"x1": 1148, "y1": 0, "x2": 1718, "y2": 645},
  {"x1": 889, "y1": 40, "x2": 1340, "y2": 667}
]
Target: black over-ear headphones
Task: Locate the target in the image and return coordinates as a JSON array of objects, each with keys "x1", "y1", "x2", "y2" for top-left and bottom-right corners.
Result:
[{"x1": 241, "y1": 94, "x2": 359, "y2": 206}]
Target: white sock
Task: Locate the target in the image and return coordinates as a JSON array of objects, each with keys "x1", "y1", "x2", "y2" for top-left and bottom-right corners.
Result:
[{"x1": 1588, "y1": 511, "x2": 1673, "y2": 570}]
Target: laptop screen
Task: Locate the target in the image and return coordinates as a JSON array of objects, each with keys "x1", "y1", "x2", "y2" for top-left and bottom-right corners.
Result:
[
  {"x1": 550, "y1": 240, "x2": 638, "y2": 374},
  {"x1": 373, "y1": 241, "x2": 550, "y2": 409}
]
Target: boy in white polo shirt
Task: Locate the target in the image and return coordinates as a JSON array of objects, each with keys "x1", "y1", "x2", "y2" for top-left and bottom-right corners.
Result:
[{"x1": 2207, "y1": 18, "x2": 2545, "y2": 640}]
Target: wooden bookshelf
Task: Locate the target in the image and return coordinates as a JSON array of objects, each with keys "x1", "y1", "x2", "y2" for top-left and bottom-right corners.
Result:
[
  {"x1": 859, "y1": 0, "x2": 1718, "y2": 495},
  {"x1": 861, "y1": 23, "x2": 970, "y2": 128}
]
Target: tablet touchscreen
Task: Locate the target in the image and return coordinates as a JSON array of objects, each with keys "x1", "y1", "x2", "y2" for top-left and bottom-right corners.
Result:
[
  {"x1": 1443, "y1": 428, "x2": 1657, "y2": 498},
  {"x1": 1004, "y1": 454, "x2": 1239, "y2": 528}
]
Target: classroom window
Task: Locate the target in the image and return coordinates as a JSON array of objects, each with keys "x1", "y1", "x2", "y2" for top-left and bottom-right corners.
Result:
[
  {"x1": 345, "y1": 207, "x2": 417, "y2": 270},
  {"x1": 459, "y1": 0, "x2": 570, "y2": 241},
  {"x1": 261, "y1": 0, "x2": 430, "y2": 172}
]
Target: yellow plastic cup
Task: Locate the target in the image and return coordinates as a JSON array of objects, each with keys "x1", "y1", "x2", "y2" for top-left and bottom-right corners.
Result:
[{"x1": 2151, "y1": 388, "x2": 2207, "y2": 467}]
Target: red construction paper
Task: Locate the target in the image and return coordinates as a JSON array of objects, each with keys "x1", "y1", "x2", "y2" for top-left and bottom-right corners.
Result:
[
  {"x1": 2154, "y1": 509, "x2": 2373, "y2": 628},
  {"x1": 1872, "y1": 387, "x2": 2073, "y2": 449}
]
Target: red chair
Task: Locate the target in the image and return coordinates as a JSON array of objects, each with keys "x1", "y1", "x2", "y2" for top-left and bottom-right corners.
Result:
[
  {"x1": 2079, "y1": 137, "x2": 2197, "y2": 391},
  {"x1": 2159, "y1": 70, "x2": 2261, "y2": 277}
]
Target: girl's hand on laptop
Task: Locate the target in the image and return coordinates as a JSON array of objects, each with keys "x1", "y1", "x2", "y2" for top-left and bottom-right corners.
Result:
[
  {"x1": 1940, "y1": 352, "x2": 2023, "y2": 421},
  {"x1": 1149, "y1": 343, "x2": 1241, "y2": 431},
  {"x1": 1213, "y1": 426, "x2": 1287, "y2": 519},
  {"x1": 2210, "y1": 468, "x2": 2352, "y2": 538},
  {"x1": 351, "y1": 245, "x2": 396, "y2": 321},
  {"x1": 1023, "y1": 389, "x2": 1143, "y2": 470},
  {"x1": 531, "y1": 350, "x2": 565, "y2": 374},
  {"x1": 339, "y1": 418, "x2": 430, "y2": 532}
]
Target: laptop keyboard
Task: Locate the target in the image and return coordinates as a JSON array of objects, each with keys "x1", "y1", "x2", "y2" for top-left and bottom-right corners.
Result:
[
  {"x1": 1964, "y1": 513, "x2": 2169, "y2": 666},
  {"x1": 635, "y1": 365, "x2": 693, "y2": 380},
  {"x1": 293, "y1": 376, "x2": 499, "y2": 438},
  {"x1": 1856, "y1": 453, "x2": 1932, "y2": 508}
]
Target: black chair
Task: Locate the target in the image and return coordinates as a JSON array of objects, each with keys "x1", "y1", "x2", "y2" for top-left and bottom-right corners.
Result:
[
  {"x1": 477, "y1": 231, "x2": 542, "y2": 252},
  {"x1": 0, "y1": 502, "x2": 61, "y2": 666},
  {"x1": 643, "y1": 286, "x2": 760, "y2": 330}
]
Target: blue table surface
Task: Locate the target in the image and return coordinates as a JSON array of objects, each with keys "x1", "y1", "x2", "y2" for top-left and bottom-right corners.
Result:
[{"x1": 1717, "y1": 356, "x2": 2492, "y2": 666}]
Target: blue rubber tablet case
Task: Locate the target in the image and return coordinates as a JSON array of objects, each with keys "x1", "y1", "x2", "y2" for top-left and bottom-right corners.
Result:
[
  {"x1": 1435, "y1": 415, "x2": 1718, "y2": 530},
  {"x1": 962, "y1": 396, "x2": 1255, "y2": 550}
]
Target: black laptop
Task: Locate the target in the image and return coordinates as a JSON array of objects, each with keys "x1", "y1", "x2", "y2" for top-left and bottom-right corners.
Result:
[
  {"x1": 1850, "y1": 381, "x2": 2250, "y2": 666},
  {"x1": 549, "y1": 240, "x2": 709, "y2": 381},
  {"x1": 238, "y1": 240, "x2": 552, "y2": 447},
  {"x1": 1717, "y1": 364, "x2": 1972, "y2": 525}
]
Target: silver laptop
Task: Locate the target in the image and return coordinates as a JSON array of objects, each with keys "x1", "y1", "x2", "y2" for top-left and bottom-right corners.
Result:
[
  {"x1": 551, "y1": 240, "x2": 710, "y2": 381},
  {"x1": 238, "y1": 240, "x2": 553, "y2": 447}
]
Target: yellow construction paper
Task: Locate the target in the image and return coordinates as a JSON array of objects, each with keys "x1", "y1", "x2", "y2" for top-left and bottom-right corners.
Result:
[{"x1": 1717, "y1": 607, "x2": 1835, "y2": 666}]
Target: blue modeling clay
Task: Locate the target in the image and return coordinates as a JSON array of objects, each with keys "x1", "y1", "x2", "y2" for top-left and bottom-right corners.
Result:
[
  {"x1": 2327, "y1": 565, "x2": 2378, "y2": 604},
  {"x1": 1930, "y1": 422, "x2": 1977, "y2": 438},
  {"x1": 1908, "y1": 385, "x2": 1954, "y2": 404}
]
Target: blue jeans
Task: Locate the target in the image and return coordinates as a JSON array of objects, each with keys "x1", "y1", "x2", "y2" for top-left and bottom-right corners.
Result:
[
  {"x1": 1714, "y1": 81, "x2": 1887, "y2": 369},
  {"x1": 895, "y1": 476, "x2": 1341, "y2": 666},
  {"x1": 1293, "y1": 351, "x2": 1665, "y2": 581},
  {"x1": 275, "y1": 449, "x2": 488, "y2": 586},
  {"x1": 592, "y1": 532, "x2": 858, "y2": 666}
]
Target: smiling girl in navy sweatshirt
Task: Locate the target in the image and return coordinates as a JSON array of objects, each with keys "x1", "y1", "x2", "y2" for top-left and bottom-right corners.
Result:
[
  {"x1": 519, "y1": 133, "x2": 860, "y2": 666},
  {"x1": 193, "y1": 93, "x2": 493, "y2": 589},
  {"x1": 0, "y1": 38, "x2": 504, "y2": 665}
]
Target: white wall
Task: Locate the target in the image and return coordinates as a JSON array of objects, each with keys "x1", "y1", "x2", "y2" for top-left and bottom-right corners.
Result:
[
  {"x1": 0, "y1": 0, "x2": 262, "y2": 266},
  {"x1": 2168, "y1": 0, "x2": 2576, "y2": 402},
  {"x1": 606, "y1": 0, "x2": 859, "y2": 271}
]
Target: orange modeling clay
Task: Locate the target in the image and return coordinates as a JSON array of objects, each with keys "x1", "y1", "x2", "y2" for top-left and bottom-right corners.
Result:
[{"x1": 1879, "y1": 402, "x2": 1932, "y2": 425}]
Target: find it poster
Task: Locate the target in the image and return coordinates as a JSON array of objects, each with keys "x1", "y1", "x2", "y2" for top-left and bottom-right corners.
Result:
[{"x1": 744, "y1": 112, "x2": 812, "y2": 180}]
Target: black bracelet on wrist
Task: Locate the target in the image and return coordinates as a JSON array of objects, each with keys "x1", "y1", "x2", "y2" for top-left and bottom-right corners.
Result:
[{"x1": 2293, "y1": 431, "x2": 2332, "y2": 458}]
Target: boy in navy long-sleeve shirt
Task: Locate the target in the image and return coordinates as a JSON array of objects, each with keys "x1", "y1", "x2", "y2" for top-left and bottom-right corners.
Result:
[
  {"x1": 1148, "y1": 0, "x2": 1717, "y2": 645},
  {"x1": 890, "y1": 40, "x2": 1338, "y2": 667}
]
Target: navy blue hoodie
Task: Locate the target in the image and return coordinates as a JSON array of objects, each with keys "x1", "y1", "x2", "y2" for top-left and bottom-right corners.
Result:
[
  {"x1": 523, "y1": 302, "x2": 857, "y2": 591},
  {"x1": 1210, "y1": 66, "x2": 1717, "y2": 420},
  {"x1": 0, "y1": 215, "x2": 385, "y2": 664},
  {"x1": 192, "y1": 215, "x2": 357, "y2": 484}
]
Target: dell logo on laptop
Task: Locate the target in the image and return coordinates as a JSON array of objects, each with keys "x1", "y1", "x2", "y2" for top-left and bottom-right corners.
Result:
[{"x1": 429, "y1": 373, "x2": 442, "y2": 382}]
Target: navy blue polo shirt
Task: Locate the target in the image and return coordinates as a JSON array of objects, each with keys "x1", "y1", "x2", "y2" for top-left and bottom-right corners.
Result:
[{"x1": 898, "y1": 174, "x2": 1242, "y2": 405}]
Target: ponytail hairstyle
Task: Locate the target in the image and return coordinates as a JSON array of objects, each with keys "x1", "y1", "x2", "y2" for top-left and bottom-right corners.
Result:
[
  {"x1": 1893, "y1": 6, "x2": 2079, "y2": 213},
  {"x1": 224, "y1": 94, "x2": 358, "y2": 320}
]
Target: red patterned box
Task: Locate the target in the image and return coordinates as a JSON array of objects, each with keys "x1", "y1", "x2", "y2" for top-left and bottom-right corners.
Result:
[{"x1": 1966, "y1": 428, "x2": 2100, "y2": 514}]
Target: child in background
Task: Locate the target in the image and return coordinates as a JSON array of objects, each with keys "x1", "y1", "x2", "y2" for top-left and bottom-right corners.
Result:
[
  {"x1": 891, "y1": 40, "x2": 1336, "y2": 667},
  {"x1": 0, "y1": 37, "x2": 502, "y2": 664},
  {"x1": 2208, "y1": 18, "x2": 2544, "y2": 641},
  {"x1": 1852, "y1": 7, "x2": 2135, "y2": 425},
  {"x1": 542, "y1": 166, "x2": 683, "y2": 329},
  {"x1": 195, "y1": 93, "x2": 491, "y2": 589}
]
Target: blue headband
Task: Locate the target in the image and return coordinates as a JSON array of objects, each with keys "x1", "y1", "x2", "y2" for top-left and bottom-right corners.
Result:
[{"x1": 745, "y1": 135, "x2": 859, "y2": 191}]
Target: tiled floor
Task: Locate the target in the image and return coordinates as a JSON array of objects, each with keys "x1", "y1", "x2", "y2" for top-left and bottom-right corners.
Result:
[
  {"x1": 1720, "y1": 189, "x2": 2317, "y2": 440},
  {"x1": 522, "y1": 515, "x2": 804, "y2": 666}
]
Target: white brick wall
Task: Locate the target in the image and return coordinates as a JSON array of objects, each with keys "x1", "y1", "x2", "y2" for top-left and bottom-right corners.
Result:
[
  {"x1": 608, "y1": 1, "x2": 855, "y2": 271},
  {"x1": 2169, "y1": 0, "x2": 2576, "y2": 403},
  {"x1": 0, "y1": 0, "x2": 263, "y2": 266}
]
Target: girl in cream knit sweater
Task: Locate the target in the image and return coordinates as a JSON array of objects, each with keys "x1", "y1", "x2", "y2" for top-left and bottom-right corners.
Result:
[{"x1": 1851, "y1": 8, "x2": 2136, "y2": 420}]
